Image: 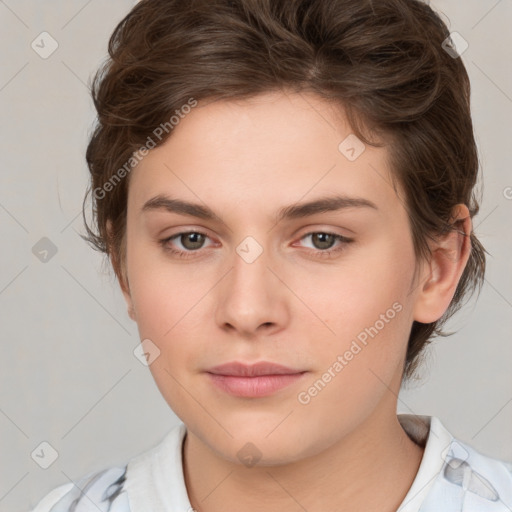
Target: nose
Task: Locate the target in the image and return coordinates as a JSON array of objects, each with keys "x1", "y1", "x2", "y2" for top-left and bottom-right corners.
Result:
[{"x1": 214, "y1": 242, "x2": 290, "y2": 338}]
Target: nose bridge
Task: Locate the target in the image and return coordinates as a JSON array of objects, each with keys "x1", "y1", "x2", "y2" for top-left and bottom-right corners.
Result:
[
  {"x1": 214, "y1": 234, "x2": 289, "y2": 335},
  {"x1": 232, "y1": 235, "x2": 270, "y2": 294}
]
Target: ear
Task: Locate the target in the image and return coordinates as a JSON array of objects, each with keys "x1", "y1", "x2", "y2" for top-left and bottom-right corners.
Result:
[
  {"x1": 106, "y1": 219, "x2": 136, "y2": 322},
  {"x1": 412, "y1": 204, "x2": 472, "y2": 323}
]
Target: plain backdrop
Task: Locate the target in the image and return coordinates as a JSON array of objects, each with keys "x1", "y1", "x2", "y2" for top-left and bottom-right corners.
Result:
[{"x1": 0, "y1": 0, "x2": 511, "y2": 510}]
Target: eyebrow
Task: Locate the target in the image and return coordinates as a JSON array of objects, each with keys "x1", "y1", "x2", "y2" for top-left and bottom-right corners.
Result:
[{"x1": 141, "y1": 194, "x2": 378, "y2": 223}]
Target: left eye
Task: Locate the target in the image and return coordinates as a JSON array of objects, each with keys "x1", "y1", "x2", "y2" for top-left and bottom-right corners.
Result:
[{"x1": 299, "y1": 232, "x2": 348, "y2": 251}]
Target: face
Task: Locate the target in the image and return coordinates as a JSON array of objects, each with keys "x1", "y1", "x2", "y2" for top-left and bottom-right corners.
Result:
[{"x1": 121, "y1": 91, "x2": 423, "y2": 465}]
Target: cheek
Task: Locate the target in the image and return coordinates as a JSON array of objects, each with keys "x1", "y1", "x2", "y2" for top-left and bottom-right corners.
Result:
[
  {"x1": 294, "y1": 268, "x2": 414, "y2": 433},
  {"x1": 125, "y1": 235, "x2": 198, "y2": 337},
  {"x1": 299, "y1": 242, "x2": 417, "y2": 415},
  {"x1": 127, "y1": 260, "x2": 205, "y2": 416},
  {"x1": 125, "y1": 246, "x2": 213, "y2": 388},
  {"x1": 309, "y1": 240, "x2": 414, "y2": 343}
]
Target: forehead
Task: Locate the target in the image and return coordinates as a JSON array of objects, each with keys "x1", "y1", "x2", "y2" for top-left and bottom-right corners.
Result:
[{"x1": 128, "y1": 91, "x2": 402, "y2": 221}]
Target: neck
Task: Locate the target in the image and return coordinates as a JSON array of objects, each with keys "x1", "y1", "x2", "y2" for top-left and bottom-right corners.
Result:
[{"x1": 182, "y1": 407, "x2": 424, "y2": 512}]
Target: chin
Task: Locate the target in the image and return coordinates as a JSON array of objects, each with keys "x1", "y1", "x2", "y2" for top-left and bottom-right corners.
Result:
[{"x1": 203, "y1": 425, "x2": 317, "y2": 468}]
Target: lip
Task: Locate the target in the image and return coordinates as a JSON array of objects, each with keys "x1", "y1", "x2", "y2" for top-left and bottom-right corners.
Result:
[
  {"x1": 206, "y1": 361, "x2": 307, "y2": 398},
  {"x1": 208, "y1": 361, "x2": 303, "y2": 377}
]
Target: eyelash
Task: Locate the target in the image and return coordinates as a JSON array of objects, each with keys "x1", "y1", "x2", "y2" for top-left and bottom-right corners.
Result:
[{"x1": 159, "y1": 230, "x2": 354, "y2": 260}]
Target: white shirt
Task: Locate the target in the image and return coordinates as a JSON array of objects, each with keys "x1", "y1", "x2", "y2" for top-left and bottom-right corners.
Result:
[{"x1": 31, "y1": 414, "x2": 512, "y2": 512}]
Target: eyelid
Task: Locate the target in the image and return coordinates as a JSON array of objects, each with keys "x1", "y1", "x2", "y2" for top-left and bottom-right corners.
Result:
[
  {"x1": 292, "y1": 230, "x2": 353, "y2": 251},
  {"x1": 164, "y1": 229, "x2": 217, "y2": 249},
  {"x1": 291, "y1": 224, "x2": 354, "y2": 244},
  {"x1": 159, "y1": 225, "x2": 215, "y2": 240}
]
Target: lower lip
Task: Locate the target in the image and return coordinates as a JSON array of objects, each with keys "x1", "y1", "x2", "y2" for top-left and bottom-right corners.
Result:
[{"x1": 207, "y1": 372, "x2": 307, "y2": 398}]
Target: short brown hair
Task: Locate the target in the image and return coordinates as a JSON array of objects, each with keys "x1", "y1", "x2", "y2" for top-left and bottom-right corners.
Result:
[{"x1": 83, "y1": 0, "x2": 486, "y2": 380}]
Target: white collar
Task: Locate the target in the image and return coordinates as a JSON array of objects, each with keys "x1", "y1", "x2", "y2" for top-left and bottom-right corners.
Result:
[
  {"x1": 125, "y1": 421, "x2": 191, "y2": 511},
  {"x1": 397, "y1": 414, "x2": 454, "y2": 511}
]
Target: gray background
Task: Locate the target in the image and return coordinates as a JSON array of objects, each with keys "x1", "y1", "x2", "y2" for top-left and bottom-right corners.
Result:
[{"x1": 0, "y1": 1, "x2": 510, "y2": 510}]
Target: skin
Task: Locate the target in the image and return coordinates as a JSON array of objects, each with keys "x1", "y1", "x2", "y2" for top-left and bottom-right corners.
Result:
[{"x1": 113, "y1": 90, "x2": 471, "y2": 512}]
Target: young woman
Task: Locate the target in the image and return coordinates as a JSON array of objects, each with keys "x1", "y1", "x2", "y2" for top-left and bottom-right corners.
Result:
[{"x1": 32, "y1": 0, "x2": 512, "y2": 510}]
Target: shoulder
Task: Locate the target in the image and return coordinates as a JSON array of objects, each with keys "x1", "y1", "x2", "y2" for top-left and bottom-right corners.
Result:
[
  {"x1": 427, "y1": 433, "x2": 512, "y2": 510},
  {"x1": 399, "y1": 415, "x2": 512, "y2": 511},
  {"x1": 31, "y1": 465, "x2": 130, "y2": 512},
  {"x1": 449, "y1": 438, "x2": 512, "y2": 495}
]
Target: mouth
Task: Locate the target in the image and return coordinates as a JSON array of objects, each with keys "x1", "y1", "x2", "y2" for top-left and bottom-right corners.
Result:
[{"x1": 206, "y1": 361, "x2": 308, "y2": 398}]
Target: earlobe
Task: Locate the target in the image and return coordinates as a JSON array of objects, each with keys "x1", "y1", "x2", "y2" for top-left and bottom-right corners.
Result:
[
  {"x1": 127, "y1": 304, "x2": 136, "y2": 321},
  {"x1": 122, "y1": 289, "x2": 137, "y2": 322},
  {"x1": 412, "y1": 205, "x2": 472, "y2": 324}
]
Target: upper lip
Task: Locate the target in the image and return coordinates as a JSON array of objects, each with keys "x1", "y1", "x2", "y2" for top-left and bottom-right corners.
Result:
[{"x1": 207, "y1": 361, "x2": 304, "y2": 377}]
